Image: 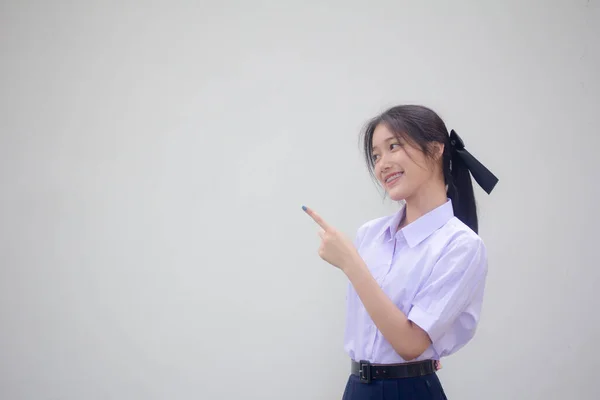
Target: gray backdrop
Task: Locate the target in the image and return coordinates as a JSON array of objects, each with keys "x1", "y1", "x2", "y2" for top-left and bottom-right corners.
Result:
[{"x1": 1, "y1": 1, "x2": 598, "y2": 399}]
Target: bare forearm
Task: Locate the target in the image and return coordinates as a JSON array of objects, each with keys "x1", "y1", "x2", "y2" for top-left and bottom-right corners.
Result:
[{"x1": 344, "y1": 256, "x2": 431, "y2": 361}]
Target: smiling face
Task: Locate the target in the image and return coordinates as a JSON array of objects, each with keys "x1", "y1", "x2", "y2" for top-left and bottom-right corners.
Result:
[{"x1": 371, "y1": 123, "x2": 442, "y2": 202}]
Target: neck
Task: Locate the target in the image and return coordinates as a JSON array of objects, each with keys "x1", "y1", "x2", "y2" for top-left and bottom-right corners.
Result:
[{"x1": 400, "y1": 181, "x2": 447, "y2": 229}]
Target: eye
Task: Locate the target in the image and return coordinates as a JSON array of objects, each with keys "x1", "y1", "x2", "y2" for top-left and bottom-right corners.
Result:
[
  {"x1": 390, "y1": 142, "x2": 402, "y2": 150},
  {"x1": 372, "y1": 153, "x2": 380, "y2": 162}
]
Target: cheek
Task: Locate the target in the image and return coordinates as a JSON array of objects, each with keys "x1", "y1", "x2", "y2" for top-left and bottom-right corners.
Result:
[
  {"x1": 405, "y1": 161, "x2": 435, "y2": 185},
  {"x1": 374, "y1": 166, "x2": 385, "y2": 184}
]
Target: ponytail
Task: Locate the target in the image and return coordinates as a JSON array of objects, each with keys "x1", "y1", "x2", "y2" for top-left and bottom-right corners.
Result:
[
  {"x1": 444, "y1": 129, "x2": 499, "y2": 234},
  {"x1": 446, "y1": 148, "x2": 479, "y2": 233}
]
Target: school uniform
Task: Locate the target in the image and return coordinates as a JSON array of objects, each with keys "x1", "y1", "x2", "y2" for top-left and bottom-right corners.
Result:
[{"x1": 341, "y1": 199, "x2": 487, "y2": 400}]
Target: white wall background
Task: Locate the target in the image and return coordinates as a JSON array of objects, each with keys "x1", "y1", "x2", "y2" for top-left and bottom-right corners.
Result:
[{"x1": 1, "y1": 1, "x2": 598, "y2": 399}]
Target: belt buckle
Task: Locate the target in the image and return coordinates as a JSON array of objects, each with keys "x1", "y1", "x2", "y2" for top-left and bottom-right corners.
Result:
[{"x1": 358, "y1": 360, "x2": 372, "y2": 383}]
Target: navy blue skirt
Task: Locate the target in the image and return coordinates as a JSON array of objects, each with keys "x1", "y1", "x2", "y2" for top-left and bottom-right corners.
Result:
[{"x1": 342, "y1": 372, "x2": 448, "y2": 400}]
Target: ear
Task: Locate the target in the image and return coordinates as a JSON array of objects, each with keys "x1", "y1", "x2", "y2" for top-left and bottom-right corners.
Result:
[{"x1": 429, "y1": 142, "x2": 445, "y2": 161}]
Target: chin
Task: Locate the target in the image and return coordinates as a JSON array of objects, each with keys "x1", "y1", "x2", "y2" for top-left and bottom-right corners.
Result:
[{"x1": 386, "y1": 187, "x2": 409, "y2": 202}]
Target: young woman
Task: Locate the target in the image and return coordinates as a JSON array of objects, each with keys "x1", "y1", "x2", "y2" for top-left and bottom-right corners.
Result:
[{"x1": 303, "y1": 105, "x2": 498, "y2": 399}]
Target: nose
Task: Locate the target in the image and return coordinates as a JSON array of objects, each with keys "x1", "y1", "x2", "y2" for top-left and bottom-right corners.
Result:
[{"x1": 379, "y1": 152, "x2": 392, "y2": 171}]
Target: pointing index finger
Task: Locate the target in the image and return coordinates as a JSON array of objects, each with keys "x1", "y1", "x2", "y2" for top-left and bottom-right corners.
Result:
[{"x1": 302, "y1": 205, "x2": 331, "y2": 231}]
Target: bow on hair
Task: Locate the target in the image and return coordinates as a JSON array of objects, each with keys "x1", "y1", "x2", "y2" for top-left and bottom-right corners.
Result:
[{"x1": 449, "y1": 130, "x2": 499, "y2": 194}]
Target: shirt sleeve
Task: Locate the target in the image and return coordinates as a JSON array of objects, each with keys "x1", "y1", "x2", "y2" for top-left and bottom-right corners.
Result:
[{"x1": 406, "y1": 235, "x2": 488, "y2": 357}]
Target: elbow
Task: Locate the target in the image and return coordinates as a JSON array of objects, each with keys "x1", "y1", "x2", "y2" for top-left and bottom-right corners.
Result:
[
  {"x1": 397, "y1": 350, "x2": 421, "y2": 362},
  {"x1": 395, "y1": 325, "x2": 433, "y2": 361},
  {"x1": 391, "y1": 337, "x2": 430, "y2": 361},
  {"x1": 388, "y1": 319, "x2": 433, "y2": 361},
  {"x1": 392, "y1": 344, "x2": 423, "y2": 361}
]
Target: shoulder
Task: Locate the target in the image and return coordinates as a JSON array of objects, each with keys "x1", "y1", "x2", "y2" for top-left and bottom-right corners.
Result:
[
  {"x1": 441, "y1": 218, "x2": 486, "y2": 250},
  {"x1": 433, "y1": 217, "x2": 488, "y2": 274},
  {"x1": 354, "y1": 212, "x2": 396, "y2": 245},
  {"x1": 357, "y1": 213, "x2": 393, "y2": 233}
]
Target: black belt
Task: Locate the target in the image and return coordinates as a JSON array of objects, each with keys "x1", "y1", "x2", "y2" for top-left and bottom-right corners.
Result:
[{"x1": 351, "y1": 359, "x2": 436, "y2": 383}]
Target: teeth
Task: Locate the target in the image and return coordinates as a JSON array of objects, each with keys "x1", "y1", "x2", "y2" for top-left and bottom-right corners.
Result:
[{"x1": 386, "y1": 173, "x2": 402, "y2": 183}]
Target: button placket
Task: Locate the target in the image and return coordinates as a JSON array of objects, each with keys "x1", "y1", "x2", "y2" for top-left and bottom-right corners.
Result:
[{"x1": 380, "y1": 234, "x2": 404, "y2": 288}]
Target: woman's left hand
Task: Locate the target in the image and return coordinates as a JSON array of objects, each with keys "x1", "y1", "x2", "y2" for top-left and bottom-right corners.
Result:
[{"x1": 303, "y1": 205, "x2": 361, "y2": 273}]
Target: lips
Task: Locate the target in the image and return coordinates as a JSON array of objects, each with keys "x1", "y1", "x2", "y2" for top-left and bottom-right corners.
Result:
[{"x1": 384, "y1": 172, "x2": 403, "y2": 187}]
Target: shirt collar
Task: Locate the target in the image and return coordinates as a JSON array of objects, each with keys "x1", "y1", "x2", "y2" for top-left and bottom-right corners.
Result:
[{"x1": 378, "y1": 199, "x2": 455, "y2": 247}]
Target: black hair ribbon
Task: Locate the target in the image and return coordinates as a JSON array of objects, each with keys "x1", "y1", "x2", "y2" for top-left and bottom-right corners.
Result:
[{"x1": 449, "y1": 129, "x2": 499, "y2": 194}]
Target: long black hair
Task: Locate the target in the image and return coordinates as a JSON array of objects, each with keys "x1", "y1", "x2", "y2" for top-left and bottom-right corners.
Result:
[{"x1": 360, "y1": 105, "x2": 479, "y2": 233}]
